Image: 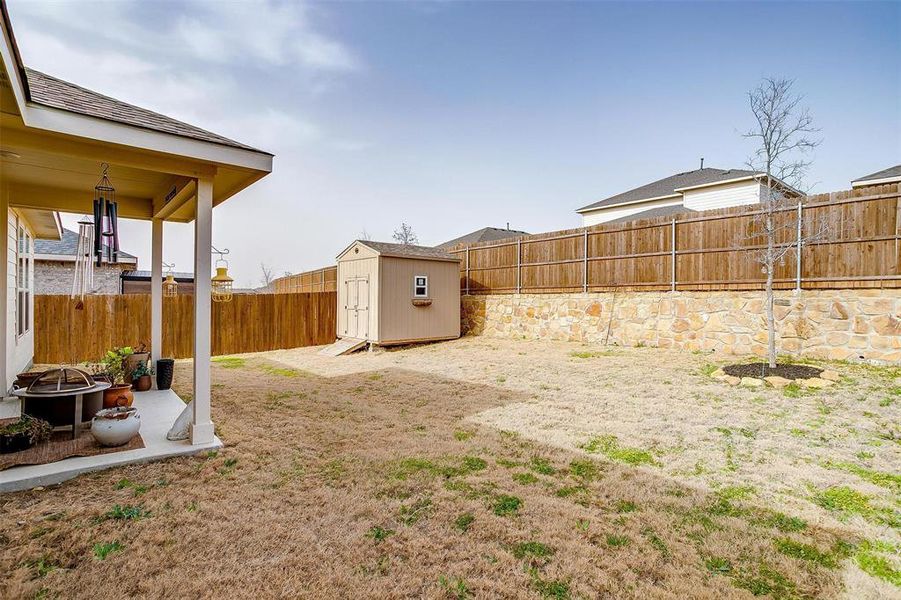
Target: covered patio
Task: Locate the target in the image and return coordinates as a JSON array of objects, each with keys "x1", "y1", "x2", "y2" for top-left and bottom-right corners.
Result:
[{"x1": 0, "y1": 6, "x2": 272, "y2": 491}]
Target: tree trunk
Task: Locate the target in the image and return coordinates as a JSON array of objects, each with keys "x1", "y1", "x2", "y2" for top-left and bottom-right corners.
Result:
[{"x1": 766, "y1": 211, "x2": 777, "y2": 368}]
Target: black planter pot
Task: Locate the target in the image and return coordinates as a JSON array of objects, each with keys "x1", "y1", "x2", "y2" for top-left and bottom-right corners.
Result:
[
  {"x1": 156, "y1": 359, "x2": 175, "y2": 390},
  {"x1": 0, "y1": 431, "x2": 32, "y2": 454}
]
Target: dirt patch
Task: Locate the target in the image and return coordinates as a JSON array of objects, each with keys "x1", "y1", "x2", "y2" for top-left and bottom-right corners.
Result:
[{"x1": 723, "y1": 363, "x2": 823, "y2": 380}]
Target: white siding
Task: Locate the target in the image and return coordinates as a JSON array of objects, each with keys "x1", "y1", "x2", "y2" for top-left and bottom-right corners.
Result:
[
  {"x1": 5, "y1": 208, "x2": 35, "y2": 391},
  {"x1": 581, "y1": 197, "x2": 683, "y2": 226},
  {"x1": 682, "y1": 181, "x2": 762, "y2": 211}
]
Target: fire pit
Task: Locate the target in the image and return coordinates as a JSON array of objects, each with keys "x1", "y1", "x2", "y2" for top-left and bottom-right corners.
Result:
[{"x1": 13, "y1": 368, "x2": 110, "y2": 440}]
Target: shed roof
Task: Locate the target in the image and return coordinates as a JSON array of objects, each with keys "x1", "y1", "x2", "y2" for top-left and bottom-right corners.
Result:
[
  {"x1": 437, "y1": 226, "x2": 529, "y2": 249},
  {"x1": 121, "y1": 270, "x2": 193, "y2": 282},
  {"x1": 342, "y1": 240, "x2": 461, "y2": 262},
  {"x1": 577, "y1": 167, "x2": 760, "y2": 213}
]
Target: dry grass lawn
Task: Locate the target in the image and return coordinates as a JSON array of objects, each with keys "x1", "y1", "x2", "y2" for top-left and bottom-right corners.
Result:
[{"x1": 1, "y1": 337, "x2": 898, "y2": 599}]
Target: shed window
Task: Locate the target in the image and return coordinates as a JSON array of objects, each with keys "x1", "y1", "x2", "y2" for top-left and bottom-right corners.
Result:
[{"x1": 413, "y1": 275, "x2": 428, "y2": 298}]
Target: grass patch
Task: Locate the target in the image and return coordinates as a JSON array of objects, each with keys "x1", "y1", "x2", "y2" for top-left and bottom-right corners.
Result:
[
  {"x1": 92, "y1": 541, "x2": 123, "y2": 560},
  {"x1": 366, "y1": 526, "x2": 394, "y2": 543},
  {"x1": 732, "y1": 564, "x2": 796, "y2": 599},
  {"x1": 393, "y1": 455, "x2": 488, "y2": 480},
  {"x1": 855, "y1": 542, "x2": 901, "y2": 587},
  {"x1": 492, "y1": 495, "x2": 522, "y2": 516},
  {"x1": 114, "y1": 478, "x2": 149, "y2": 496},
  {"x1": 26, "y1": 556, "x2": 58, "y2": 578},
  {"x1": 529, "y1": 456, "x2": 555, "y2": 475},
  {"x1": 454, "y1": 512, "x2": 475, "y2": 532},
  {"x1": 212, "y1": 356, "x2": 246, "y2": 368},
  {"x1": 512, "y1": 472, "x2": 538, "y2": 485},
  {"x1": 438, "y1": 576, "x2": 472, "y2": 599},
  {"x1": 705, "y1": 556, "x2": 732, "y2": 574},
  {"x1": 774, "y1": 538, "x2": 838, "y2": 568},
  {"x1": 453, "y1": 430, "x2": 474, "y2": 441},
  {"x1": 615, "y1": 500, "x2": 637, "y2": 513},
  {"x1": 641, "y1": 528, "x2": 670, "y2": 558},
  {"x1": 569, "y1": 350, "x2": 615, "y2": 359},
  {"x1": 511, "y1": 541, "x2": 554, "y2": 560},
  {"x1": 700, "y1": 363, "x2": 720, "y2": 377},
  {"x1": 103, "y1": 504, "x2": 149, "y2": 521},
  {"x1": 398, "y1": 497, "x2": 432, "y2": 525},
  {"x1": 763, "y1": 512, "x2": 807, "y2": 533},
  {"x1": 568, "y1": 459, "x2": 601, "y2": 481},
  {"x1": 581, "y1": 435, "x2": 659, "y2": 467},
  {"x1": 461, "y1": 456, "x2": 487, "y2": 472},
  {"x1": 813, "y1": 485, "x2": 900, "y2": 528},
  {"x1": 530, "y1": 571, "x2": 571, "y2": 599},
  {"x1": 260, "y1": 365, "x2": 303, "y2": 377},
  {"x1": 605, "y1": 534, "x2": 630, "y2": 548},
  {"x1": 825, "y1": 461, "x2": 901, "y2": 493}
]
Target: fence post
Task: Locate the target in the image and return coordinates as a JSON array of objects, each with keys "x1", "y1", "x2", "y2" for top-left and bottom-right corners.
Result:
[
  {"x1": 465, "y1": 246, "x2": 470, "y2": 296},
  {"x1": 582, "y1": 229, "x2": 588, "y2": 293},
  {"x1": 516, "y1": 238, "x2": 522, "y2": 293},
  {"x1": 796, "y1": 200, "x2": 803, "y2": 292},
  {"x1": 671, "y1": 218, "x2": 677, "y2": 292}
]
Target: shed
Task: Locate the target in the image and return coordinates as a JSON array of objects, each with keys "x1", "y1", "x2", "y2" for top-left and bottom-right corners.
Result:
[{"x1": 336, "y1": 240, "x2": 462, "y2": 346}]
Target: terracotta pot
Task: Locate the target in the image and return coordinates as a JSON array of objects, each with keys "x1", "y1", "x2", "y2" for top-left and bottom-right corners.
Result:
[
  {"x1": 133, "y1": 374, "x2": 152, "y2": 392},
  {"x1": 124, "y1": 352, "x2": 150, "y2": 384},
  {"x1": 103, "y1": 384, "x2": 134, "y2": 409},
  {"x1": 91, "y1": 407, "x2": 141, "y2": 447}
]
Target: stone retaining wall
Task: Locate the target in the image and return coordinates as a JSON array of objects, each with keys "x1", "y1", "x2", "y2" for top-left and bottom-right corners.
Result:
[{"x1": 461, "y1": 290, "x2": 901, "y2": 363}]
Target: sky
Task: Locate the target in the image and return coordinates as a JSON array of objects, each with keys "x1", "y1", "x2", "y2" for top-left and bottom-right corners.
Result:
[{"x1": 6, "y1": 0, "x2": 900, "y2": 287}]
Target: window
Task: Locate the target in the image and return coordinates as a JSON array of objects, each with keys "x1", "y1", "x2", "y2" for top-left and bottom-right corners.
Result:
[
  {"x1": 16, "y1": 223, "x2": 31, "y2": 337},
  {"x1": 413, "y1": 275, "x2": 428, "y2": 298}
]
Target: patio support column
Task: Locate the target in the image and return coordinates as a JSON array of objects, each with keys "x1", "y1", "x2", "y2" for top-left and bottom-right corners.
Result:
[
  {"x1": 150, "y1": 218, "x2": 163, "y2": 381},
  {"x1": 191, "y1": 176, "x2": 214, "y2": 445}
]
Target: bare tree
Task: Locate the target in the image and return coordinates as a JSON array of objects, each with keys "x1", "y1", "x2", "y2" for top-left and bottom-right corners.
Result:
[
  {"x1": 359, "y1": 228, "x2": 371, "y2": 241},
  {"x1": 743, "y1": 77, "x2": 823, "y2": 368},
  {"x1": 260, "y1": 262, "x2": 274, "y2": 291},
  {"x1": 392, "y1": 222, "x2": 418, "y2": 246}
]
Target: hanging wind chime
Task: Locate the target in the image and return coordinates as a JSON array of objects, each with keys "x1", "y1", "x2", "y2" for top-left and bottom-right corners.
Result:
[
  {"x1": 163, "y1": 262, "x2": 179, "y2": 297},
  {"x1": 70, "y1": 215, "x2": 95, "y2": 307},
  {"x1": 211, "y1": 246, "x2": 233, "y2": 303},
  {"x1": 93, "y1": 163, "x2": 120, "y2": 267}
]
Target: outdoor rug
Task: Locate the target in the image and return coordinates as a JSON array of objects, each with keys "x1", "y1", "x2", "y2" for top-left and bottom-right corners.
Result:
[{"x1": 0, "y1": 420, "x2": 144, "y2": 471}]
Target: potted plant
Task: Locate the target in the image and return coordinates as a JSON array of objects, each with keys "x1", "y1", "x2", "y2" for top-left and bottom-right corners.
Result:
[
  {"x1": 124, "y1": 343, "x2": 150, "y2": 385},
  {"x1": 0, "y1": 415, "x2": 51, "y2": 453},
  {"x1": 91, "y1": 407, "x2": 141, "y2": 447},
  {"x1": 131, "y1": 361, "x2": 154, "y2": 392},
  {"x1": 100, "y1": 347, "x2": 135, "y2": 409}
]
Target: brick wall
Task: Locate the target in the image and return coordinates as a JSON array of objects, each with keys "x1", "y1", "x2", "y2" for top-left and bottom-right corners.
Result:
[
  {"x1": 461, "y1": 290, "x2": 901, "y2": 363},
  {"x1": 34, "y1": 261, "x2": 131, "y2": 295}
]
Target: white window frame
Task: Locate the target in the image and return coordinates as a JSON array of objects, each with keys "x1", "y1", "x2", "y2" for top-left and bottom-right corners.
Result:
[
  {"x1": 413, "y1": 275, "x2": 428, "y2": 298},
  {"x1": 16, "y1": 221, "x2": 32, "y2": 338}
]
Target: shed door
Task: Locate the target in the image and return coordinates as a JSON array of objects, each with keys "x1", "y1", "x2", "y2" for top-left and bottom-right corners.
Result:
[{"x1": 344, "y1": 276, "x2": 369, "y2": 339}]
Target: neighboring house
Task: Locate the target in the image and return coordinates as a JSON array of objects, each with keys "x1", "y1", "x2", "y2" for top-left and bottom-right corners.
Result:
[
  {"x1": 851, "y1": 165, "x2": 901, "y2": 188},
  {"x1": 576, "y1": 167, "x2": 796, "y2": 226},
  {"x1": 33, "y1": 228, "x2": 137, "y2": 294},
  {"x1": 121, "y1": 270, "x2": 195, "y2": 294},
  {"x1": 438, "y1": 226, "x2": 529, "y2": 249}
]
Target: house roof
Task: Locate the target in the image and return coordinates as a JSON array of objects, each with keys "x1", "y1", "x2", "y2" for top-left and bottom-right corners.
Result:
[
  {"x1": 121, "y1": 270, "x2": 193, "y2": 282},
  {"x1": 851, "y1": 165, "x2": 901, "y2": 186},
  {"x1": 24, "y1": 68, "x2": 264, "y2": 153},
  {"x1": 34, "y1": 228, "x2": 137, "y2": 262},
  {"x1": 576, "y1": 167, "x2": 760, "y2": 213},
  {"x1": 602, "y1": 204, "x2": 696, "y2": 225},
  {"x1": 437, "y1": 226, "x2": 530, "y2": 249},
  {"x1": 352, "y1": 240, "x2": 461, "y2": 262}
]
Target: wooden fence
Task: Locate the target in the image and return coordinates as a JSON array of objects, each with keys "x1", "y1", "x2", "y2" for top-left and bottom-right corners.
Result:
[
  {"x1": 447, "y1": 184, "x2": 901, "y2": 293},
  {"x1": 34, "y1": 292, "x2": 337, "y2": 364},
  {"x1": 273, "y1": 266, "x2": 337, "y2": 294}
]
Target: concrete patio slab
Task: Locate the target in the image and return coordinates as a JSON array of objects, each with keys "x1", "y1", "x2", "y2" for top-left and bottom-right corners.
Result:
[{"x1": 0, "y1": 389, "x2": 221, "y2": 493}]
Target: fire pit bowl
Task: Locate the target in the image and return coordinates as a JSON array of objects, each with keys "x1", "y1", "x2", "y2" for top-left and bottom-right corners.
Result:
[{"x1": 13, "y1": 368, "x2": 111, "y2": 440}]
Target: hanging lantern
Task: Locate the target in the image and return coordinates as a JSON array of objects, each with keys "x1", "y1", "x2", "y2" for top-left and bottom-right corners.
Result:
[
  {"x1": 163, "y1": 262, "x2": 178, "y2": 297},
  {"x1": 211, "y1": 247, "x2": 233, "y2": 303}
]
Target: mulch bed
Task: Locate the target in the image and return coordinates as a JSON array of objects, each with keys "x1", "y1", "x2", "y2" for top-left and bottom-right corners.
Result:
[
  {"x1": 723, "y1": 363, "x2": 823, "y2": 380},
  {"x1": 0, "y1": 422, "x2": 144, "y2": 471}
]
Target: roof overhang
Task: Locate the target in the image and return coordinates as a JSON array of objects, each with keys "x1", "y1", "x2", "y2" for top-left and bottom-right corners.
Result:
[
  {"x1": 673, "y1": 175, "x2": 761, "y2": 192},
  {"x1": 35, "y1": 253, "x2": 136, "y2": 264},
  {"x1": 15, "y1": 207, "x2": 61, "y2": 240},
  {"x1": 852, "y1": 175, "x2": 901, "y2": 188},
  {"x1": 575, "y1": 193, "x2": 682, "y2": 214},
  {"x1": 0, "y1": 2, "x2": 272, "y2": 223}
]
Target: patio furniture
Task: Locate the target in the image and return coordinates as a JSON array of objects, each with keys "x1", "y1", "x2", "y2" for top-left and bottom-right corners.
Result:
[{"x1": 13, "y1": 369, "x2": 110, "y2": 440}]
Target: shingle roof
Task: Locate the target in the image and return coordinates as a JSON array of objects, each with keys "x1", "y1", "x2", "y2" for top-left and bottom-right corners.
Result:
[
  {"x1": 577, "y1": 167, "x2": 759, "y2": 212},
  {"x1": 602, "y1": 204, "x2": 696, "y2": 225},
  {"x1": 358, "y1": 240, "x2": 461, "y2": 262},
  {"x1": 25, "y1": 68, "x2": 265, "y2": 153},
  {"x1": 852, "y1": 165, "x2": 901, "y2": 184},
  {"x1": 437, "y1": 226, "x2": 530, "y2": 249},
  {"x1": 34, "y1": 228, "x2": 136, "y2": 262}
]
